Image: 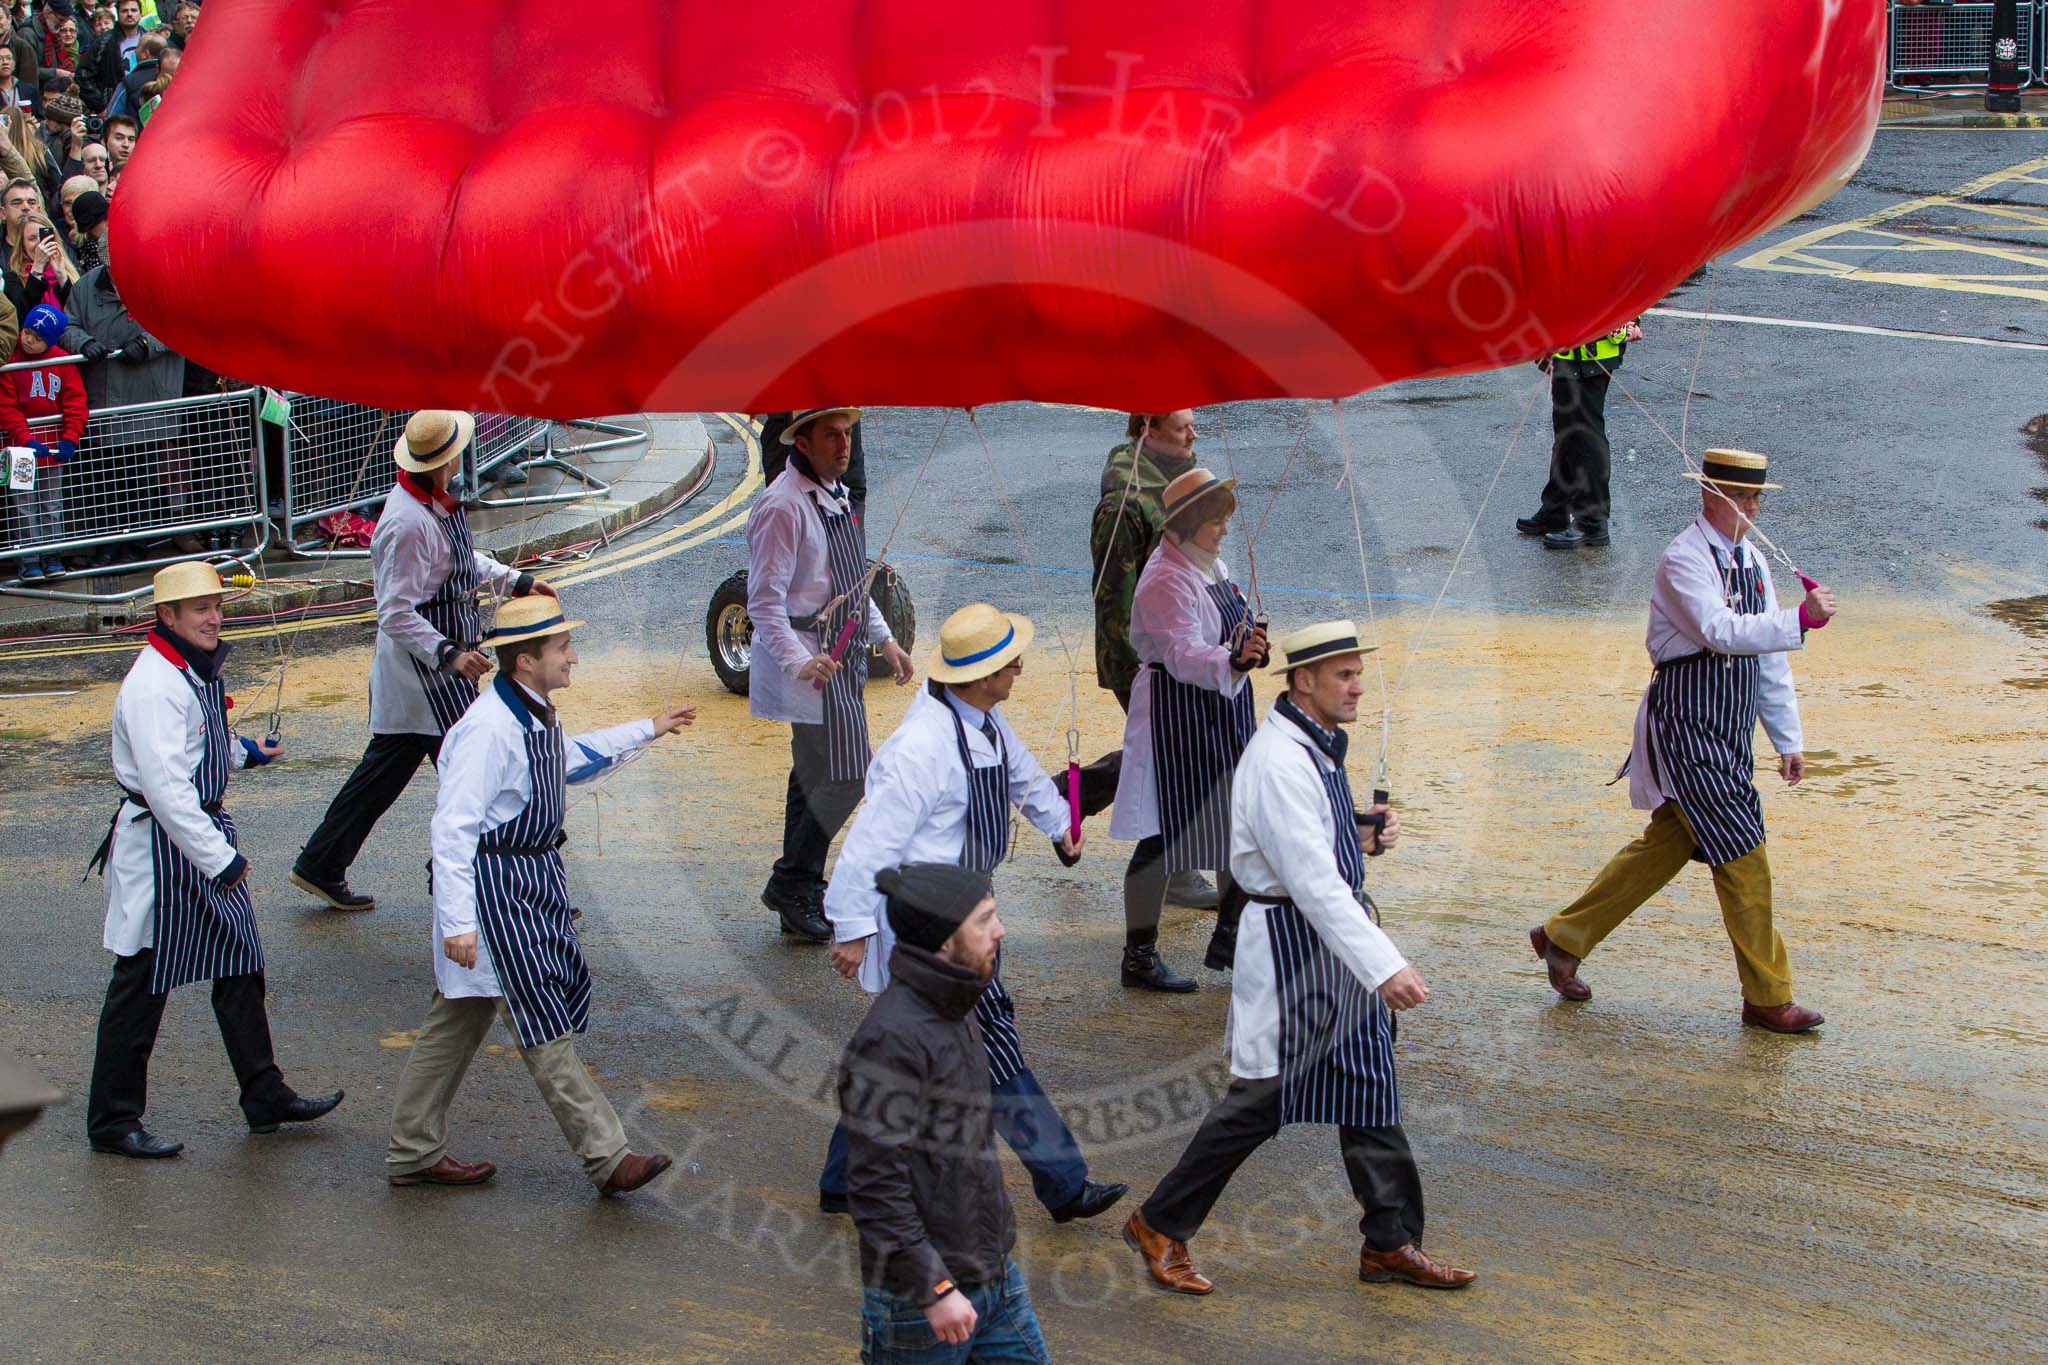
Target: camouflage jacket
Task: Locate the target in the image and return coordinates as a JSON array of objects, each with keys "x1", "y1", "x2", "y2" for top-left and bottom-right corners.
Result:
[{"x1": 1090, "y1": 440, "x2": 1196, "y2": 693}]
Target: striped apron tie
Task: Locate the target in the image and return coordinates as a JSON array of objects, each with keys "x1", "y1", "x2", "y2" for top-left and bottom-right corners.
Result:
[
  {"x1": 813, "y1": 494, "x2": 873, "y2": 784},
  {"x1": 146, "y1": 669, "x2": 263, "y2": 994},
  {"x1": 472, "y1": 692, "x2": 589, "y2": 1049},
  {"x1": 1646, "y1": 542, "x2": 1769, "y2": 867},
  {"x1": 1147, "y1": 577, "x2": 1258, "y2": 872},
  {"x1": 409, "y1": 509, "x2": 484, "y2": 733},
  {"x1": 942, "y1": 686, "x2": 1026, "y2": 1088}
]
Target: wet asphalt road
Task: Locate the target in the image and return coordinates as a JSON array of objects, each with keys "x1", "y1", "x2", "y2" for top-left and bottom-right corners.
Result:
[{"x1": 2, "y1": 128, "x2": 2046, "y2": 1363}]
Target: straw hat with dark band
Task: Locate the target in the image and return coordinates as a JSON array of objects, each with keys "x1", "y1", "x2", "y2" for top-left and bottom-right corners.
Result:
[
  {"x1": 779, "y1": 407, "x2": 865, "y2": 446},
  {"x1": 1161, "y1": 467, "x2": 1237, "y2": 529},
  {"x1": 152, "y1": 560, "x2": 225, "y2": 605},
  {"x1": 394, "y1": 409, "x2": 476, "y2": 473},
  {"x1": 1686, "y1": 448, "x2": 1782, "y2": 491},
  {"x1": 928, "y1": 602, "x2": 1035, "y2": 684},
  {"x1": 481, "y1": 595, "x2": 583, "y2": 649},
  {"x1": 1266, "y1": 619, "x2": 1377, "y2": 676}
]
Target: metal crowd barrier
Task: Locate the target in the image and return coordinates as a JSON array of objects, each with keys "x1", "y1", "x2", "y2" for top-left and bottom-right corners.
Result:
[
  {"x1": 1888, "y1": 1, "x2": 2039, "y2": 91},
  {"x1": 2, "y1": 371, "x2": 267, "y2": 604},
  {"x1": 277, "y1": 399, "x2": 644, "y2": 555}
]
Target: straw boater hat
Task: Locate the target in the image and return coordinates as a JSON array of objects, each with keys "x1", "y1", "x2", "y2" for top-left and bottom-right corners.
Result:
[
  {"x1": 1686, "y1": 448, "x2": 1782, "y2": 492},
  {"x1": 927, "y1": 602, "x2": 1036, "y2": 684},
  {"x1": 779, "y1": 407, "x2": 865, "y2": 446},
  {"x1": 393, "y1": 409, "x2": 477, "y2": 472},
  {"x1": 480, "y1": 595, "x2": 583, "y2": 650},
  {"x1": 1266, "y1": 618, "x2": 1378, "y2": 676},
  {"x1": 1160, "y1": 467, "x2": 1237, "y2": 530},
  {"x1": 152, "y1": 560, "x2": 225, "y2": 605}
]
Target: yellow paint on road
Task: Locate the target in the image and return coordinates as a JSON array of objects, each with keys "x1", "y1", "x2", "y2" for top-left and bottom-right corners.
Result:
[{"x1": 1738, "y1": 154, "x2": 2048, "y2": 302}]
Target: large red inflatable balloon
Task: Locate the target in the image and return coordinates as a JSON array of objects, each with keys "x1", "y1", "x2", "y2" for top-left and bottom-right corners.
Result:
[{"x1": 116, "y1": 2, "x2": 1882, "y2": 417}]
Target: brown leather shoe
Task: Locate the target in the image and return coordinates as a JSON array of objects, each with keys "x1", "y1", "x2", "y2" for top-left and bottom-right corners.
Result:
[
  {"x1": 1359, "y1": 1242, "x2": 1476, "y2": 1289},
  {"x1": 601, "y1": 1150, "x2": 673, "y2": 1195},
  {"x1": 1123, "y1": 1209, "x2": 1213, "y2": 1295},
  {"x1": 1742, "y1": 1000, "x2": 1824, "y2": 1034},
  {"x1": 389, "y1": 1154, "x2": 496, "y2": 1186},
  {"x1": 1530, "y1": 925, "x2": 1591, "y2": 1001}
]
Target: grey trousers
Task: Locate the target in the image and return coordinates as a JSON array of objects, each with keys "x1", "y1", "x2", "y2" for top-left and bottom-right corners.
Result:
[{"x1": 386, "y1": 992, "x2": 627, "y2": 1187}]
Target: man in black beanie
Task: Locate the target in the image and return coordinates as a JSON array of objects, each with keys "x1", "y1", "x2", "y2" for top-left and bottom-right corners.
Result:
[{"x1": 839, "y1": 864, "x2": 1052, "y2": 1361}]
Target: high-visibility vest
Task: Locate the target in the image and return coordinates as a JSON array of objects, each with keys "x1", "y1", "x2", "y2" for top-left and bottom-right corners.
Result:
[{"x1": 1554, "y1": 327, "x2": 1628, "y2": 364}]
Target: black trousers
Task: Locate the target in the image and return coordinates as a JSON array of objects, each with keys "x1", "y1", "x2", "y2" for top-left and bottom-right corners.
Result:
[
  {"x1": 770, "y1": 723, "x2": 865, "y2": 893},
  {"x1": 87, "y1": 950, "x2": 293, "y2": 1142},
  {"x1": 1538, "y1": 364, "x2": 1613, "y2": 529},
  {"x1": 1141, "y1": 1077, "x2": 1425, "y2": 1252},
  {"x1": 1122, "y1": 835, "x2": 1242, "y2": 949},
  {"x1": 297, "y1": 731, "x2": 444, "y2": 880}
]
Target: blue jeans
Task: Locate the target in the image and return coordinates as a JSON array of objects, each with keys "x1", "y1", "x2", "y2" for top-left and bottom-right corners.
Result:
[
  {"x1": 825, "y1": 1069, "x2": 1086, "y2": 1213},
  {"x1": 860, "y1": 1259, "x2": 1049, "y2": 1364}
]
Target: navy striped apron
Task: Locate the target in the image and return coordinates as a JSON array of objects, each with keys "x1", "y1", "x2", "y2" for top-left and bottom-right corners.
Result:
[
  {"x1": 148, "y1": 666, "x2": 263, "y2": 994},
  {"x1": 1646, "y1": 541, "x2": 1769, "y2": 868},
  {"x1": 409, "y1": 508, "x2": 484, "y2": 734},
  {"x1": 472, "y1": 680, "x2": 590, "y2": 1049},
  {"x1": 1255, "y1": 749, "x2": 1399, "y2": 1128},
  {"x1": 813, "y1": 493, "x2": 872, "y2": 784},
  {"x1": 1148, "y1": 577, "x2": 1258, "y2": 872},
  {"x1": 942, "y1": 686, "x2": 1025, "y2": 1088}
]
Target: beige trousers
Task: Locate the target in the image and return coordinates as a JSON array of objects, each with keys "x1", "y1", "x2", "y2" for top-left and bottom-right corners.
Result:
[{"x1": 386, "y1": 992, "x2": 627, "y2": 1187}]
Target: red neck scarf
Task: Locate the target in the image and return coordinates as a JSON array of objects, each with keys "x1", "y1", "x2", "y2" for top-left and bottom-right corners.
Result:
[{"x1": 397, "y1": 469, "x2": 460, "y2": 513}]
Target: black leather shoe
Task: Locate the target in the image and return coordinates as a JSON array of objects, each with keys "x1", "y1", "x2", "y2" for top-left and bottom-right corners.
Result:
[
  {"x1": 290, "y1": 868, "x2": 374, "y2": 912},
  {"x1": 1202, "y1": 926, "x2": 1237, "y2": 972},
  {"x1": 818, "y1": 1189, "x2": 850, "y2": 1215},
  {"x1": 248, "y1": 1088, "x2": 344, "y2": 1133},
  {"x1": 1121, "y1": 945, "x2": 1197, "y2": 993},
  {"x1": 1049, "y1": 1178, "x2": 1129, "y2": 1224},
  {"x1": 91, "y1": 1129, "x2": 183, "y2": 1159},
  {"x1": 765, "y1": 886, "x2": 831, "y2": 942},
  {"x1": 1516, "y1": 512, "x2": 1567, "y2": 536},
  {"x1": 1545, "y1": 522, "x2": 1610, "y2": 549},
  {"x1": 1165, "y1": 871, "x2": 1220, "y2": 910}
]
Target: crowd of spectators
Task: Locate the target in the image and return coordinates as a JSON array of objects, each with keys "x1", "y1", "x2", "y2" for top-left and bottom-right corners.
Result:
[{"x1": 4, "y1": 0, "x2": 228, "y2": 579}]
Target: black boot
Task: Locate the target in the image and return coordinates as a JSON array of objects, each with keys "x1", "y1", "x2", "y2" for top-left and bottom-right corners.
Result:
[
  {"x1": 1516, "y1": 511, "x2": 1567, "y2": 536},
  {"x1": 1121, "y1": 944, "x2": 1196, "y2": 993},
  {"x1": 1203, "y1": 923, "x2": 1237, "y2": 971}
]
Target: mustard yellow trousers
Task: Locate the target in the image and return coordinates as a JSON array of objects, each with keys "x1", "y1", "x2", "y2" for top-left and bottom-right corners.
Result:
[{"x1": 1544, "y1": 802, "x2": 1793, "y2": 1006}]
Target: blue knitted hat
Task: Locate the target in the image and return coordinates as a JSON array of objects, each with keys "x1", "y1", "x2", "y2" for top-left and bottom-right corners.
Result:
[{"x1": 23, "y1": 305, "x2": 67, "y2": 347}]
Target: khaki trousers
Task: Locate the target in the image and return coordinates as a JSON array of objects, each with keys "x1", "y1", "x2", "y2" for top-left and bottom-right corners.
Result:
[
  {"x1": 1544, "y1": 802, "x2": 1794, "y2": 1007},
  {"x1": 386, "y1": 992, "x2": 628, "y2": 1187}
]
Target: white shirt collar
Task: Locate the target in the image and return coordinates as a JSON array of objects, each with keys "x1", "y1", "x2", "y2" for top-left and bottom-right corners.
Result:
[
  {"x1": 1695, "y1": 513, "x2": 1745, "y2": 558},
  {"x1": 940, "y1": 685, "x2": 992, "y2": 729}
]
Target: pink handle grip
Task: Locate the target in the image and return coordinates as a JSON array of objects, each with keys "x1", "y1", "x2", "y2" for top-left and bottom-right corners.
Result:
[
  {"x1": 1796, "y1": 573, "x2": 1829, "y2": 630},
  {"x1": 811, "y1": 615, "x2": 862, "y2": 690},
  {"x1": 1066, "y1": 762, "x2": 1082, "y2": 843}
]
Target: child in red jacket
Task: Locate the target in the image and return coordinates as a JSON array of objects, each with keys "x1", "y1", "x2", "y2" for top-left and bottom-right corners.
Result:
[{"x1": 4, "y1": 304, "x2": 89, "y2": 580}]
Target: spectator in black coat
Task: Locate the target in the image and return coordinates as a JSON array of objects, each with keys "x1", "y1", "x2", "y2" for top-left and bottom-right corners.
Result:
[{"x1": 82, "y1": 0, "x2": 137, "y2": 113}]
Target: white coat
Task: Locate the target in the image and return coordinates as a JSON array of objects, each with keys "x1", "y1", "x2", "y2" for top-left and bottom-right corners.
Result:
[
  {"x1": 823, "y1": 685, "x2": 1066, "y2": 994},
  {"x1": 1225, "y1": 703, "x2": 1408, "y2": 1082},
  {"x1": 370, "y1": 483, "x2": 523, "y2": 736},
  {"x1": 1627, "y1": 515, "x2": 1804, "y2": 812},
  {"x1": 102, "y1": 642, "x2": 257, "y2": 956},
  {"x1": 744, "y1": 465, "x2": 892, "y2": 726},
  {"x1": 1108, "y1": 537, "x2": 1250, "y2": 841},
  {"x1": 428, "y1": 684, "x2": 653, "y2": 1001}
]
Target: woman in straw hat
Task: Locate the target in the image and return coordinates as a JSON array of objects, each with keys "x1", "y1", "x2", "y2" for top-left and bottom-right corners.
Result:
[
  {"x1": 1108, "y1": 467, "x2": 1268, "y2": 993},
  {"x1": 85, "y1": 561, "x2": 343, "y2": 1160},
  {"x1": 815, "y1": 603, "x2": 1125, "y2": 1226},
  {"x1": 1531, "y1": 449, "x2": 1838, "y2": 1033},
  {"x1": 386, "y1": 595, "x2": 695, "y2": 1194},
  {"x1": 1127, "y1": 620, "x2": 1477, "y2": 1295},
  {"x1": 291, "y1": 409, "x2": 553, "y2": 913}
]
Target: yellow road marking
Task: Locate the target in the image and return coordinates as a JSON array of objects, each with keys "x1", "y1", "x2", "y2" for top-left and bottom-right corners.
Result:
[{"x1": 1738, "y1": 154, "x2": 2048, "y2": 302}]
